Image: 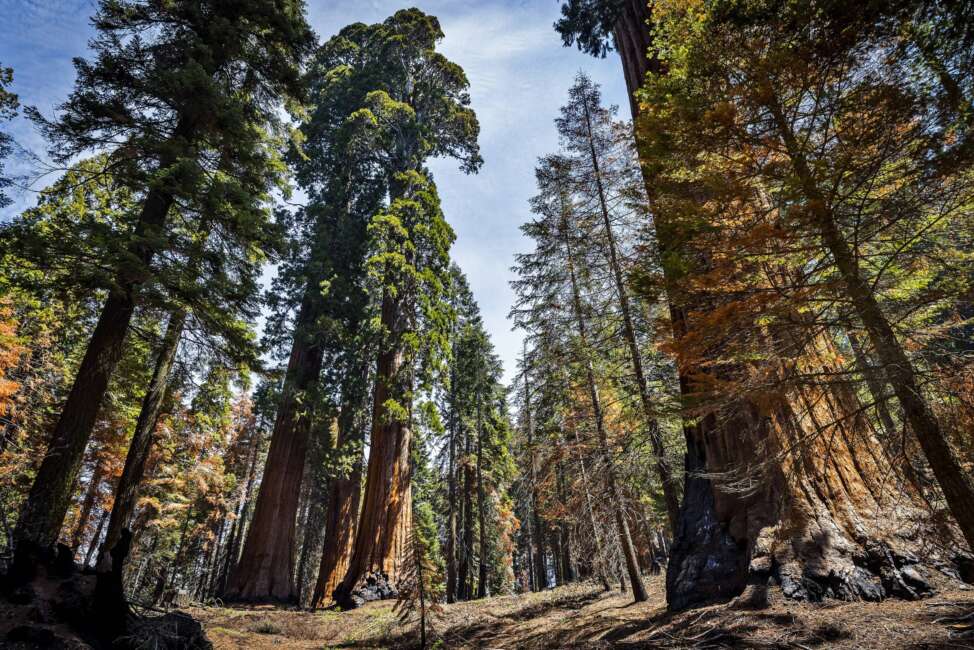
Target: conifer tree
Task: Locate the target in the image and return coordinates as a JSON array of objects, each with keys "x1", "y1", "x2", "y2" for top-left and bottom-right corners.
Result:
[
  {"x1": 11, "y1": 0, "x2": 313, "y2": 561},
  {"x1": 332, "y1": 9, "x2": 481, "y2": 608},
  {"x1": 0, "y1": 63, "x2": 18, "y2": 209}
]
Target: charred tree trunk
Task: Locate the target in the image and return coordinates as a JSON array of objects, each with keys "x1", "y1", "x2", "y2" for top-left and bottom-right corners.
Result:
[
  {"x1": 102, "y1": 309, "x2": 185, "y2": 562},
  {"x1": 225, "y1": 287, "x2": 325, "y2": 602},
  {"x1": 333, "y1": 288, "x2": 412, "y2": 609},
  {"x1": 560, "y1": 188, "x2": 648, "y2": 603},
  {"x1": 312, "y1": 364, "x2": 367, "y2": 609}
]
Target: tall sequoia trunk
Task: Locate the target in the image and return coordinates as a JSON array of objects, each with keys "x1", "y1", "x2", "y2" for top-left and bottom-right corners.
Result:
[
  {"x1": 580, "y1": 93, "x2": 680, "y2": 531},
  {"x1": 312, "y1": 363, "x2": 367, "y2": 609},
  {"x1": 225, "y1": 286, "x2": 325, "y2": 602},
  {"x1": 560, "y1": 189, "x2": 648, "y2": 603},
  {"x1": 604, "y1": 3, "x2": 930, "y2": 611},
  {"x1": 476, "y1": 398, "x2": 488, "y2": 599},
  {"x1": 333, "y1": 288, "x2": 412, "y2": 609},
  {"x1": 766, "y1": 93, "x2": 974, "y2": 553},
  {"x1": 102, "y1": 309, "x2": 186, "y2": 561}
]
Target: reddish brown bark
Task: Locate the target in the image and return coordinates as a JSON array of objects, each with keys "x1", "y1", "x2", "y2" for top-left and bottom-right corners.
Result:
[
  {"x1": 312, "y1": 396, "x2": 365, "y2": 608},
  {"x1": 224, "y1": 288, "x2": 325, "y2": 602},
  {"x1": 333, "y1": 289, "x2": 412, "y2": 608}
]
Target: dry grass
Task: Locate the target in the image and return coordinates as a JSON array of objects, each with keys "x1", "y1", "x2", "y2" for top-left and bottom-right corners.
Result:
[{"x1": 189, "y1": 574, "x2": 974, "y2": 649}]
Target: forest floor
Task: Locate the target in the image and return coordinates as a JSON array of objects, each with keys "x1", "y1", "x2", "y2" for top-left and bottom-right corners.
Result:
[{"x1": 191, "y1": 574, "x2": 974, "y2": 649}]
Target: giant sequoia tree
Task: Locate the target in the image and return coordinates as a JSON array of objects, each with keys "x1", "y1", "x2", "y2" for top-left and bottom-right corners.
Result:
[
  {"x1": 11, "y1": 0, "x2": 313, "y2": 562},
  {"x1": 557, "y1": 0, "x2": 966, "y2": 610},
  {"x1": 223, "y1": 23, "x2": 388, "y2": 602},
  {"x1": 330, "y1": 10, "x2": 481, "y2": 608}
]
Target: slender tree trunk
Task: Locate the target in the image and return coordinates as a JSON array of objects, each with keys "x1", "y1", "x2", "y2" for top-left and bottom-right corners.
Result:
[
  {"x1": 334, "y1": 287, "x2": 413, "y2": 608},
  {"x1": 102, "y1": 309, "x2": 185, "y2": 561},
  {"x1": 69, "y1": 462, "x2": 105, "y2": 554},
  {"x1": 476, "y1": 398, "x2": 488, "y2": 599},
  {"x1": 217, "y1": 422, "x2": 263, "y2": 595},
  {"x1": 84, "y1": 509, "x2": 109, "y2": 570},
  {"x1": 445, "y1": 375, "x2": 459, "y2": 603},
  {"x1": 580, "y1": 94, "x2": 680, "y2": 532},
  {"x1": 560, "y1": 191, "x2": 648, "y2": 603},
  {"x1": 225, "y1": 286, "x2": 325, "y2": 602},
  {"x1": 14, "y1": 137, "x2": 186, "y2": 555},
  {"x1": 460, "y1": 421, "x2": 474, "y2": 599},
  {"x1": 766, "y1": 93, "x2": 974, "y2": 552},
  {"x1": 522, "y1": 359, "x2": 548, "y2": 592},
  {"x1": 556, "y1": 462, "x2": 575, "y2": 583},
  {"x1": 566, "y1": 415, "x2": 611, "y2": 591},
  {"x1": 296, "y1": 422, "x2": 331, "y2": 608},
  {"x1": 846, "y1": 327, "x2": 898, "y2": 438}
]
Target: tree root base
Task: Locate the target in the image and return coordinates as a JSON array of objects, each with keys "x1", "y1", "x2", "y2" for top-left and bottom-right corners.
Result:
[{"x1": 1, "y1": 540, "x2": 211, "y2": 649}]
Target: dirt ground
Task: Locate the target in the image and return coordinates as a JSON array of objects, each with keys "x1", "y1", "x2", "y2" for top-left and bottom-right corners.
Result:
[{"x1": 190, "y1": 574, "x2": 974, "y2": 649}]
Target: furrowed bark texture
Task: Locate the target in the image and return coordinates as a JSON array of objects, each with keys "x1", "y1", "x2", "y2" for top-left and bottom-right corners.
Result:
[
  {"x1": 225, "y1": 287, "x2": 325, "y2": 602},
  {"x1": 333, "y1": 289, "x2": 412, "y2": 608},
  {"x1": 312, "y1": 379, "x2": 366, "y2": 608},
  {"x1": 611, "y1": 2, "x2": 933, "y2": 611}
]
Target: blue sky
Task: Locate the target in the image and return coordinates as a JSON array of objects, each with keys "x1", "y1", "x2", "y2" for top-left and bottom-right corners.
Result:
[{"x1": 0, "y1": 0, "x2": 630, "y2": 383}]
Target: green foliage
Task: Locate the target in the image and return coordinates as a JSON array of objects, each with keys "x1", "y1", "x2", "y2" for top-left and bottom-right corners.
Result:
[{"x1": 0, "y1": 63, "x2": 18, "y2": 209}]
